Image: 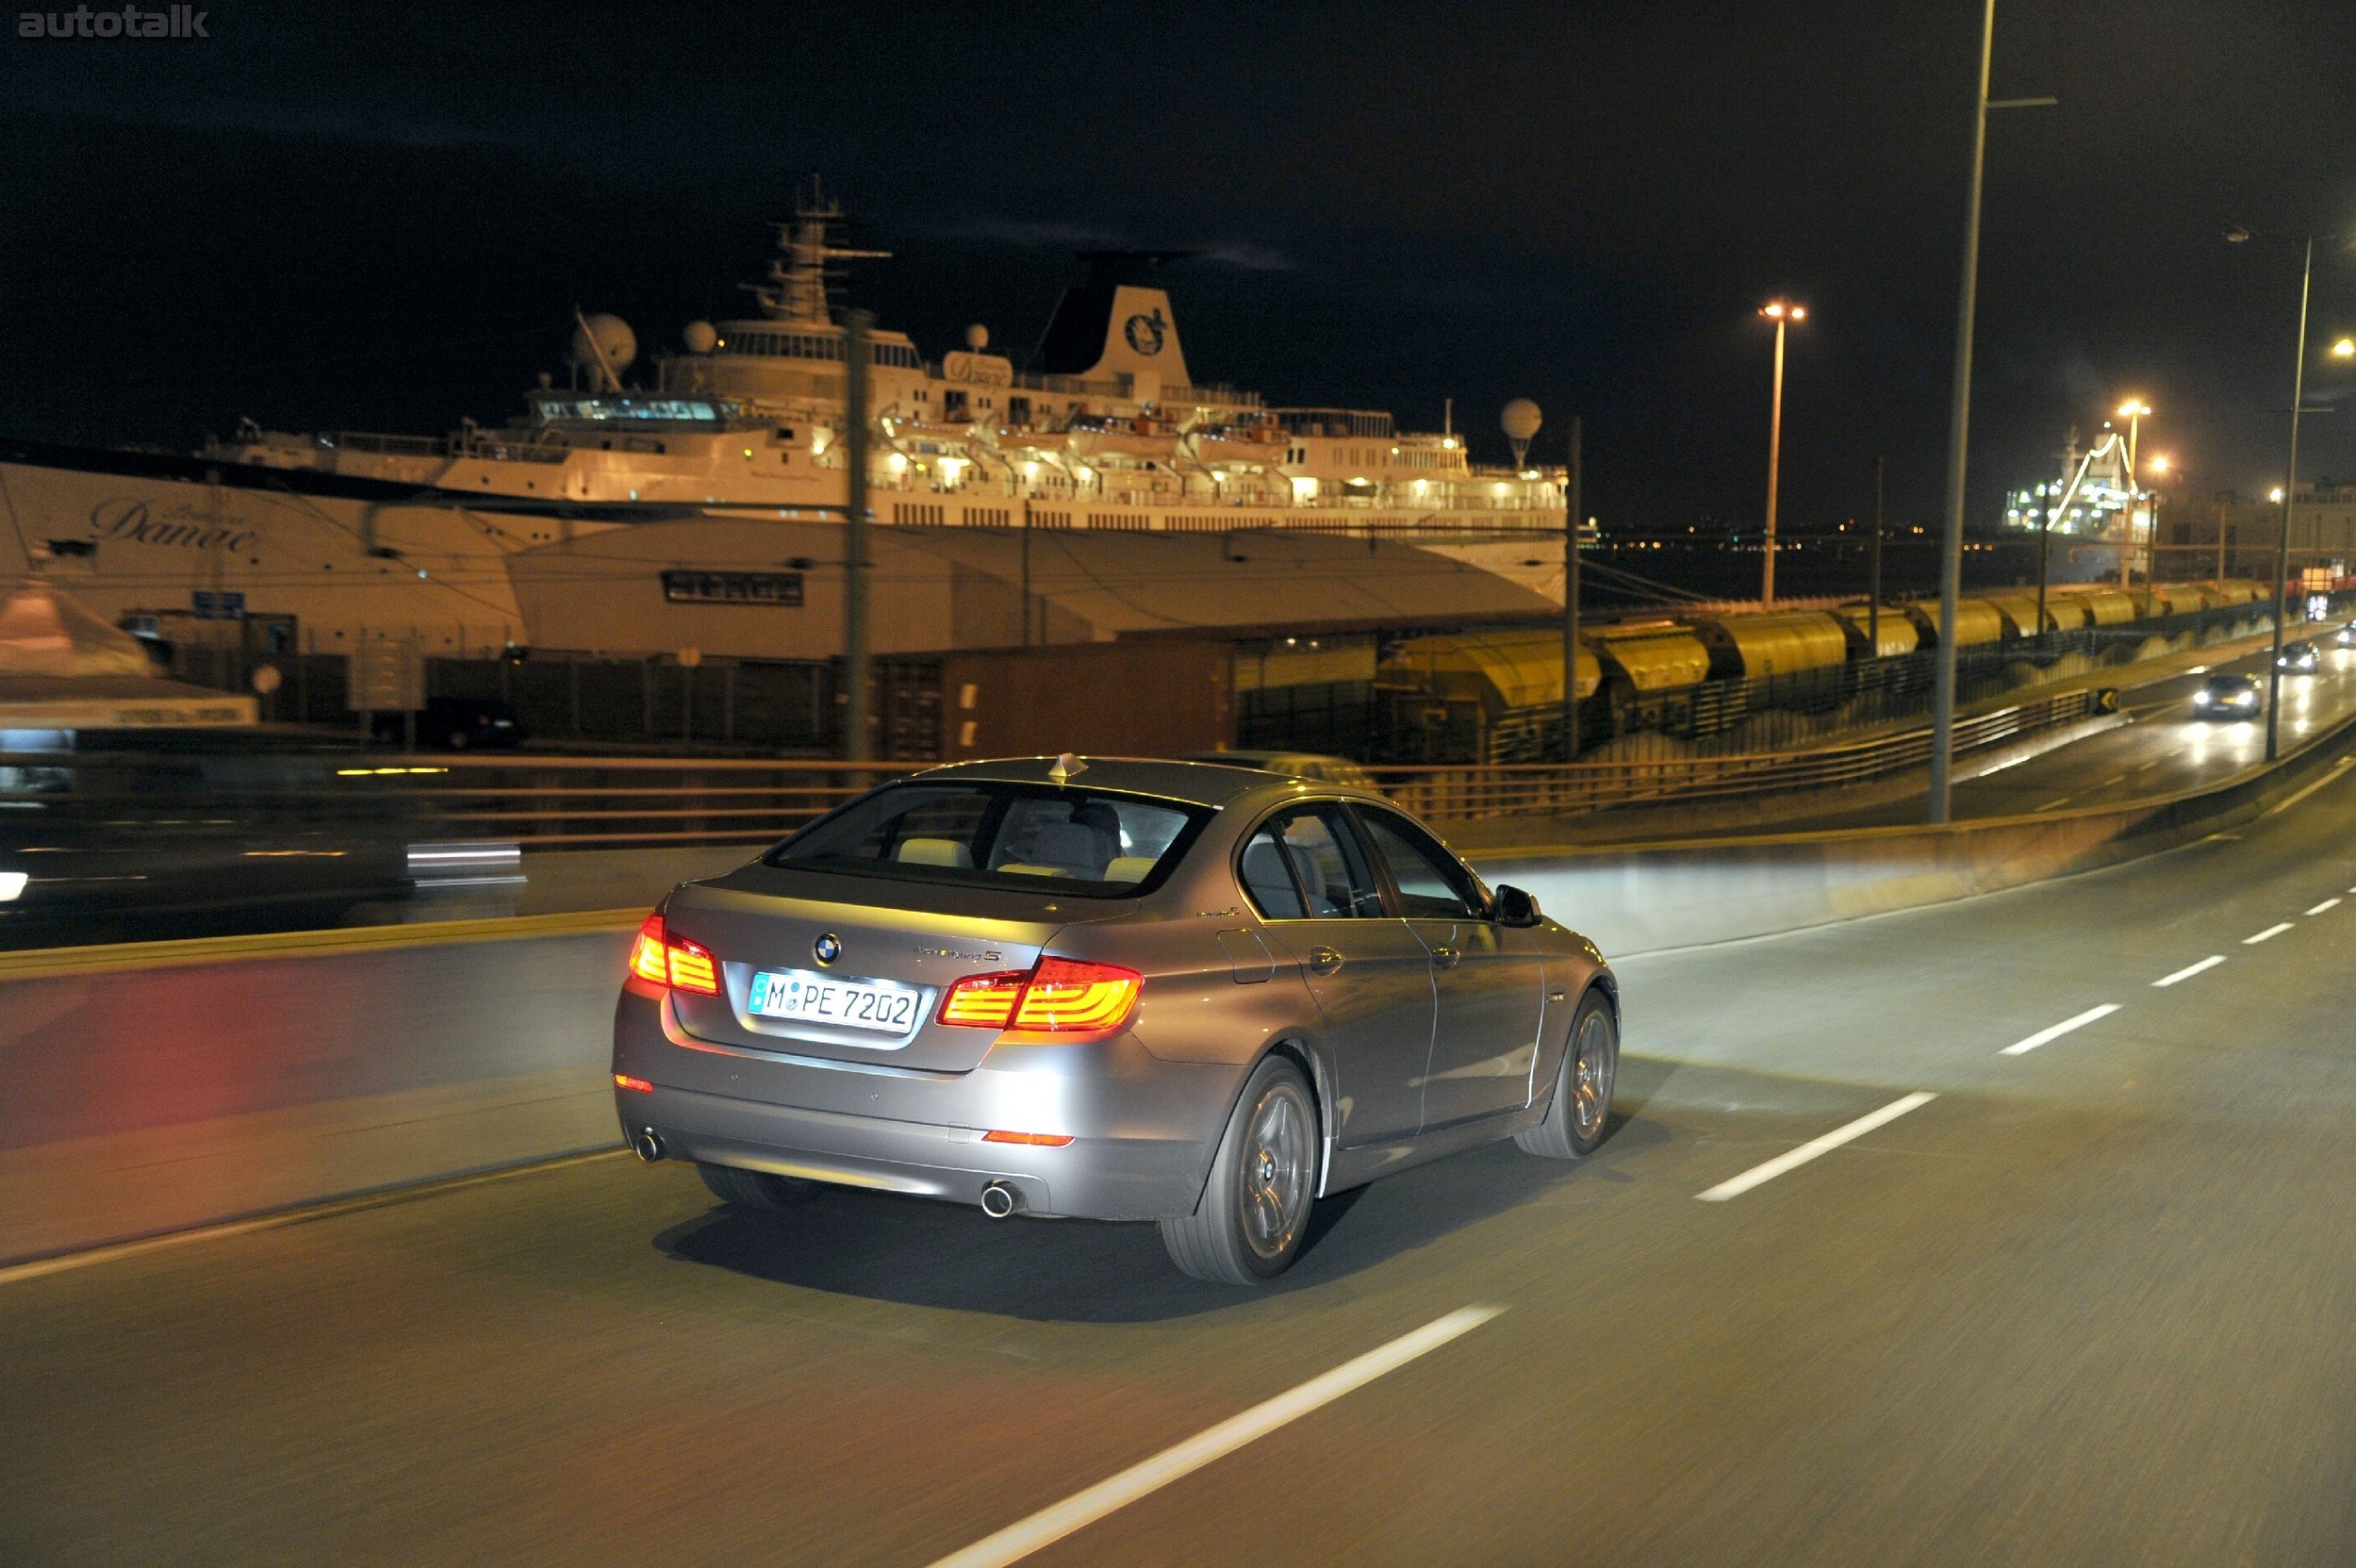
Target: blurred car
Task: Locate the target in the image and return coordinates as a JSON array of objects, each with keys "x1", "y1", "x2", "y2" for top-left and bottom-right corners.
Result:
[
  {"x1": 371, "y1": 697, "x2": 527, "y2": 751},
  {"x1": 1181, "y1": 749, "x2": 1376, "y2": 789},
  {"x1": 0, "y1": 745, "x2": 420, "y2": 947},
  {"x1": 2192, "y1": 672, "x2": 2263, "y2": 718},
  {"x1": 612, "y1": 755, "x2": 1618, "y2": 1285},
  {"x1": 2275, "y1": 641, "x2": 2321, "y2": 675},
  {"x1": 2332, "y1": 621, "x2": 2356, "y2": 650}
]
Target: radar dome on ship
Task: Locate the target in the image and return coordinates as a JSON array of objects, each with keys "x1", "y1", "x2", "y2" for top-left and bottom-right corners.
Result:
[
  {"x1": 683, "y1": 320, "x2": 718, "y2": 354},
  {"x1": 569, "y1": 313, "x2": 638, "y2": 374},
  {"x1": 1500, "y1": 399, "x2": 1542, "y2": 442},
  {"x1": 964, "y1": 323, "x2": 989, "y2": 351}
]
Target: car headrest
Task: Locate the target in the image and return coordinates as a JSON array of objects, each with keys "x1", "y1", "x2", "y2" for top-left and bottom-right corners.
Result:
[{"x1": 896, "y1": 837, "x2": 972, "y2": 868}]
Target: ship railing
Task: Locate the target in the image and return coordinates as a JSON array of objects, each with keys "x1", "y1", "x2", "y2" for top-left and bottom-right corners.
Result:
[{"x1": 329, "y1": 432, "x2": 449, "y2": 457}]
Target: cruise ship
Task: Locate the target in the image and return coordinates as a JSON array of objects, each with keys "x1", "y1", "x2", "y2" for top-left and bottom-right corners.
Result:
[{"x1": 0, "y1": 196, "x2": 1566, "y2": 668}]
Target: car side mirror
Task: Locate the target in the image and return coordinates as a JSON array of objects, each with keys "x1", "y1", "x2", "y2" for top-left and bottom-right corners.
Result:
[{"x1": 1492, "y1": 883, "x2": 1542, "y2": 927}]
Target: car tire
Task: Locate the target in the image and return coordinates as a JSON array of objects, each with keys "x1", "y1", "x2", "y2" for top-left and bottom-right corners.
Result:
[
  {"x1": 1515, "y1": 990, "x2": 1618, "y2": 1160},
  {"x1": 698, "y1": 1162, "x2": 815, "y2": 1211},
  {"x1": 1160, "y1": 1054, "x2": 1318, "y2": 1286}
]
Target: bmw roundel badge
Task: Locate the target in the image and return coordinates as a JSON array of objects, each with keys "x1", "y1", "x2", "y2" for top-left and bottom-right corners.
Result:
[{"x1": 813, "y1": 932, "x2": 842, "y2": 966}]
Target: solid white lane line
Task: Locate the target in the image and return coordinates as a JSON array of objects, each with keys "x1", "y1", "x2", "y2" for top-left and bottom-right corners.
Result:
[
  {"x1": 2265, "y1": 756, "x2": 2356, "y2": 817},
  {"x1": 2307, "y1": 898, "x2": 2342, "y2": 916},
  {"x1": 2244, "y1": 922, "x2": 2294, "y2": 945},
  {"x1": 924, "y1": 1306, "x2": 1505, "y2": 1568},
  {"x1": 2000, "y1": 1003, "x2": 2123, "y2": 1057},
  {"x1": 2152, "y1": 956, "x2": 2226, "y2": 988},
  {"x1": 1695, "y1": 1093, "x2": 1938, "y2": 1202}
]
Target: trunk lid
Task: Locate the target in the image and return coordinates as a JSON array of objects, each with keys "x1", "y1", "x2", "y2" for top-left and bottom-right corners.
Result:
[{"x1": 658, "y1": 863, "x2": 1110, "y2": 1073}]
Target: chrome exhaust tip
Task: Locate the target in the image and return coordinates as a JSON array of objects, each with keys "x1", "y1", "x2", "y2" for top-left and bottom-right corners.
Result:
[
  {"x1": 632, "y1": 1129, "x2": 666, "y2": 1164},
  {"x1": 979, "y1": 1181, "x2": 1018, "y2": 1219}
]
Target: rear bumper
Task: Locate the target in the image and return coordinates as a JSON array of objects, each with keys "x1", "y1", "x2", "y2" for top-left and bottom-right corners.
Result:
[{"x1": 611, "y1": 988, "x2": 1238, "y2": 1221}]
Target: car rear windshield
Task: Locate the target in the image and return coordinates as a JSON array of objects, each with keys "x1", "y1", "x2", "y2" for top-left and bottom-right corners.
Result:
[{"x1": 767, "y1": 782, "x2": 1212, "y2": 898}]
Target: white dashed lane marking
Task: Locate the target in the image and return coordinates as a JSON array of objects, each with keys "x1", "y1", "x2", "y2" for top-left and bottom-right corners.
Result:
[
  {"x1": 2000, "y1": 1004, "x2": 2123, "y2": 1057},
  {"x1": 2153, "y1": 956, "x2": 2226, "y2": 987},
  {"x1": 2244, "y1": 923, "x2": 2294, "y2": 946},
  {"x1": 2307, "y1": 898, "x2": 2342, "y2": 916},
  {"x1": 1696, "y1": 1093, "x2": 1939, "y2": 1202}
]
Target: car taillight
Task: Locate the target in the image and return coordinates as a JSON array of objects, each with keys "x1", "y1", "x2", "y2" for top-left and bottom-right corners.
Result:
[
  {"x1": 938, "y1": 970, "x2": 1031, "y2": 1028},
  {"x1": 938, "y1": 957, "x2": 1142, "y2": 1033},
  {"x1": 625, "y1": 912, "x2": 720, "y2": 996},
  {"x1": 628, "y1": 914, "x2": 667, "y2": 983},
  {"x1": 1013, "y1": 958, "x2": 1142, "y2": 1032}
]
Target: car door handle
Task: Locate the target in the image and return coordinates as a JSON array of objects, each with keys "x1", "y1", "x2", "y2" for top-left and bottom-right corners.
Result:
[
  {"x1": 1306, "y1": 946, "x2": 1344, "y2": 976},
  {"x1": 1430, "y1": 945, "x2": 1460, "y2": 970}
]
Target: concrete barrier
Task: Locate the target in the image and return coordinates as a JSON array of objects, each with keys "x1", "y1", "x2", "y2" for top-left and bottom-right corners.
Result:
[
  {"x1": 5, "y1": 709, "x2": 2354, "y2": 1267},
  {"x1": 1475, "y1": 719, "x2": 2356, "y2": 956}
]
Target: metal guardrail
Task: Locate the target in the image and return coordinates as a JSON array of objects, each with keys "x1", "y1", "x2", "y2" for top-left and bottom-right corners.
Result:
[
  {"x1": 1362, "y1": 688, "x2": 2099, "y2": 822},
  {"x1": 365, "y1": 756, "x2": 916, "y2": 848},
  {"x1": 350, "y1": 690, "x2": 2094, "y2": 845}
]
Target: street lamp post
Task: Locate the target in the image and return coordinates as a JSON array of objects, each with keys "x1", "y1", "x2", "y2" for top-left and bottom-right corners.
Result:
[
  {"x1": 2115, "y1": 399, "x2": 2150, "y2": 588},
  {"x1": 1758, "y1": 300, "x2": 1805, "y2": 607},
  {"x1": 1927, "y1": 1, "x2": 2053, "y2": 825},
  {"x1": 2223, "y1": 233, "x2": 2356, "y2": 761}
]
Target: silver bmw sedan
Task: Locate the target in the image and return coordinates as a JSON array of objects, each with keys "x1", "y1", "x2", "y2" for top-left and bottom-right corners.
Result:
[{"x1": 611, "y1": 755, "x2": 1619, "y2": 1284}]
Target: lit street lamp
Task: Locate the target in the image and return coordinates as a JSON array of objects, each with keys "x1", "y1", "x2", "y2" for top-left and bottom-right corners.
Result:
[
  {"x1": 2224, "y1": 227, "x2": 2353, "y2": 762},
  {"x1": 2115, "y1": 399, "x2": 2150, "y2": 587},
  {"x1": 1758, "y1": 299, "x2": 1806, "y2": 606}
]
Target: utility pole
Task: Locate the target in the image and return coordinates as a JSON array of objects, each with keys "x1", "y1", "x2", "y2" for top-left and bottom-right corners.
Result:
[
  {"x1": 2034, "y1": 469, "x2": 2050, "y2": 640},
  {"x1": 1869, "y1": 456, "x2": 1884, "y2": 654},
  {"x1": 843, "y1": 308, "x2": 873, "y2": 762},
  {"x1": 1929, "y1": 0, "x2": 1998, "y2": 825},
  {"x1": 2265, "y1": 238, "x2": 2314, "y2": 765},
  {"x1": 1563, "y1": 414, "x2": 1583, "y2": 761}
]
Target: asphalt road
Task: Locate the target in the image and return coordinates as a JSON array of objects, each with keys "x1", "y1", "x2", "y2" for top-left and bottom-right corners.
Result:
[{"x1": 8, "y1": 745, "x2": 2356, "y2": 1565}]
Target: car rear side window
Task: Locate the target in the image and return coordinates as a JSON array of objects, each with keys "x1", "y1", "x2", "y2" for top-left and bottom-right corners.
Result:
[
  {"x1": 1239, "y1": 806, "x2": 1383, "y2": 919},
  {"x1": 1356, "y1": 808, "x2": 1483, "y2": 920},
  {"x1": 770, "y1": 783, "x2": 1209, "y2": 898}
]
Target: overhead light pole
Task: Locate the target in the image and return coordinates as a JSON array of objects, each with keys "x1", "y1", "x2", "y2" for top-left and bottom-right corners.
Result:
[
  {"x1": 2115, "y1": 399, "x2": 2150, "y2": 587},
  {"x1": 2224, "y1": 231, "x2": 2355, "y2": 763},
  {"x1": 1758, "y1": 299, "x2": 1806, "y2": 607},
  {"x1": 1927, "y1": 0, "x2": 2054, "y2": 825}
]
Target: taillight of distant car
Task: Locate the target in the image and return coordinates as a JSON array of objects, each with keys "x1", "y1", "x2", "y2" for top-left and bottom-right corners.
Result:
[
  {"x1": 937, "y1": 956, "x2": 1143, "y2": 1032},
  {"x1": 627, "y1": 912, "x2": 719, "y2": 996}
]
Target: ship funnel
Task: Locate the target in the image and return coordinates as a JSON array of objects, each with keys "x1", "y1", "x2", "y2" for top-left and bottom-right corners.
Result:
[{"x1": 1034, "y1": 252, "x2": 1196, "y2": 400}]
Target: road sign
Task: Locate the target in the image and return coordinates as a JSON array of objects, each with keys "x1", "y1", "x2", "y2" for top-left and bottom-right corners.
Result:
[
  {"x1": 190, "y1": 590, "x2": 246, "y2": 620},
  {"x1": 347, "y1": 639, "x2": 423, "y2": 713}
]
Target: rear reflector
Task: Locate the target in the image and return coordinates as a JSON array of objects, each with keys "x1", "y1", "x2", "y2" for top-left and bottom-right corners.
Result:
[
  {"x1": 624, "y1": 912, "x2": 720, "y2": 997},
  {"x1": 614, "y1": 1074, "x2": 653, "y2": 1093},
  {"x1": 937, "y1": 957, "x2": 1143, "y2": 1034},
  {"x1": 982, "y1": 1130, "x2": 1075, "y2": 1147}
]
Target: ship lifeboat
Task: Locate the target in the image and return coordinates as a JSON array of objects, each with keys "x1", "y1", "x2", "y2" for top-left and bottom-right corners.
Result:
[
  {"x1": 1065, "y1": 415, "x2": 1180, "y2": 462},
  {"x1": 1188, "y1": 424, "x2": 1285, "y2": 466}
]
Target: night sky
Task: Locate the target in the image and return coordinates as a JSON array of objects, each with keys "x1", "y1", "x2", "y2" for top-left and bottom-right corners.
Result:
[{"x1": 6, "y1": 0, "x2": 2354, "y2": 553}]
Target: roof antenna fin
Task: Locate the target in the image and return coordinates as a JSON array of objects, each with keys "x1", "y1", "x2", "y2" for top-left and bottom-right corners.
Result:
[{"x1": 1047, "y1": 751, "x2": 1087, "y2": 785}]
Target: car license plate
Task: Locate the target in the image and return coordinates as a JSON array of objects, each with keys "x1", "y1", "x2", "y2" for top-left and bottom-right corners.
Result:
[{"x1": 748, "y1": 968, "x2": 922, "y2": 1034}]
